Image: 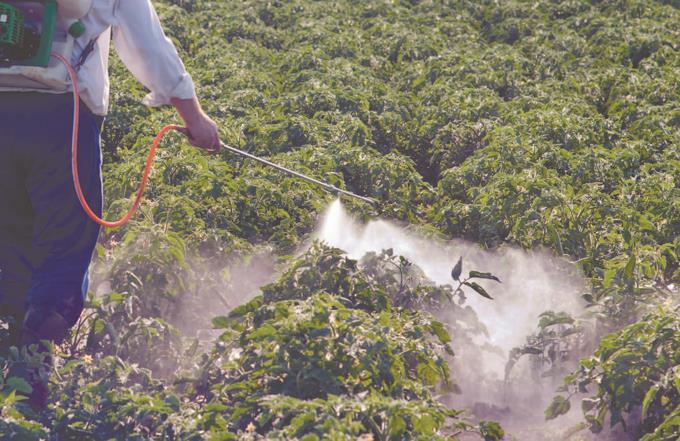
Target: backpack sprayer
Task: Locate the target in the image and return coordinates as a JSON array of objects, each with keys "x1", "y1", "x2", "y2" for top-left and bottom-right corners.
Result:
[
  {"x1": 0, "y1": 0, "x2": 87, "y2": 90},
  {"x1": 0, "y1": 0, "x2": 375, "y2": 229}
]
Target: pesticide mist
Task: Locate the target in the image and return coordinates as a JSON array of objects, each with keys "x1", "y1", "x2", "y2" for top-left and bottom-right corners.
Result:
[
  {"x1": 92, "y1": 199, "x2": 593, "y2": 439},
  {"x1": 316, "y1": 198, "x2": 592, "y2": 440}
]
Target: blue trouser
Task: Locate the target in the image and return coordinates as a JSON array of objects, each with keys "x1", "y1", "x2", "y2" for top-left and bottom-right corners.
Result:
[{"x1": 0, "y1": 92, "x2": 103, "y2": 338}]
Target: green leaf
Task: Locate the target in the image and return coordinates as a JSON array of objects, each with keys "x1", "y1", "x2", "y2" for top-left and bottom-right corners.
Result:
[
  {"x1": 642, "y1": 385, "x2": 659, "y2": 421},
  {"x1": 413, "y1": 414, "x2": 436, "y2": 433},
  {"x1": 479, "y1": 420, "x2": 505, "y2": 441},
  {"x1": 430, "y1": 320, "x2": 451, "y2": 344},
  {"x1": 168, "y1": 246, "x2": 187, "y2": 268},
  {"x1": 289, "y1": 412, "x2": 315, "y2": 434},
  {"x1": 7, "y1": 376, "x2": 33, "y2": 395},
  {"x1": 638, "y1": 215, "x2": 655, "y2": 232},
  {"x1": 451, "y1": 257, "x2": 463, "y2": 281},
  {"x1": 229, "y1": 296, "x2": 263, "y2": 318},
  {"x1": 248, "y1": 324, "x2": 277, "y2": 340},
  {"x1": 603, "y1": 268, "x2": 616, "y2": 289},
  {"x1": 61, "y1": 359, "x2": 80, "y2": 374},
  {"x1": 545, "y1": 395, "x2": 570, "y2": 420},
  {"x1": 212, "y1": 316, "x2": 233, "y2": 329},
  {"x1": 623, "y1": 254, "x2": 636, "y2": 280},
  {"x1": 93, "y1": 318, "x2": 106, "y2": 334},
  {"x1": 389, "y1": 415, "x2": 407, "y2": 436},
  {"x1": 538, "y1": 311, "x2": 574, "y2": 329},
  {"x1": 417, "y1": 362, "x2": 441, "y2": 385},
  {"x1": 463, "y1": 281, "x2": 493, "y2": 300},
  {"x1": 468, "y1": 271, "x2": 501, "y2": 283},
  {"x1": 107, "y1": 292, "x2": 127, "y2": 303},
  {"x1": 95, "y1": 242, "x2": 106, "y2": 259}
]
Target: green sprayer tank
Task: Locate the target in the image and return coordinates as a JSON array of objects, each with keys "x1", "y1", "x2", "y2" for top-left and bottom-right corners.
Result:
[{"x1": 0, "y1": 0, "x2": 57, "y2": 67}]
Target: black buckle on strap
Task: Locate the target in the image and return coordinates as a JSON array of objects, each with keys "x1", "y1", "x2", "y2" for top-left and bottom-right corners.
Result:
[{"x1": 73, "y1": 37, "x2": 97, "y2": 71}]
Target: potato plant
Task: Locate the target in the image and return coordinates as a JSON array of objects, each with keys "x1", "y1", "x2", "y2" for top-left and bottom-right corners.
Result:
[{"x1": 547, "y1": 308, "x2": 679, "y2": 440}]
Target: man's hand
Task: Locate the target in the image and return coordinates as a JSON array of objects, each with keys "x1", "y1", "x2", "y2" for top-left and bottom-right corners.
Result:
[{"x1": 170, "y1": 97, "x2": 221, "y2": 153}]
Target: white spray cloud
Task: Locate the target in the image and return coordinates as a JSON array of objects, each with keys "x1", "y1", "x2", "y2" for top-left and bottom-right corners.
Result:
[
  {"x1": 316, "y1": 199, "x2": 586, "y2": 366},
  {"x1": 91, "y1": 200, "x2": 595, "y2": 439},
  {"x1": 315, "y1": 199, "x2": 596, "y2": 440}
]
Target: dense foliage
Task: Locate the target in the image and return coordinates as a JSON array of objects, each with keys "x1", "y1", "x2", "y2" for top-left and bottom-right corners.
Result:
[
  {"x1": 1, "y1": 0, "x2": 678, "y2": 439},
  {"x1": 546, "y1": 308, "x2": 679, "y2": 440},
  {"x1": 0, "y1": 244, "x2": 504, "y2": 440}
]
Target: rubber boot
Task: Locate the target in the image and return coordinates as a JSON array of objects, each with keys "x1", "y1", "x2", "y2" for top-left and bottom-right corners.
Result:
[
  {"x1": 13, "y1": 305, "x2": 71, "y2": 409},
  {"x1": 20, "y1": 304, "x2": 71, "y2": 346}
]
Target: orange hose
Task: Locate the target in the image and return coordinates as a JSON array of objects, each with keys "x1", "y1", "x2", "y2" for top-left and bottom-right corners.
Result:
[{"x1": 52, "y1": 52, "x2": 182, "y2": 228}]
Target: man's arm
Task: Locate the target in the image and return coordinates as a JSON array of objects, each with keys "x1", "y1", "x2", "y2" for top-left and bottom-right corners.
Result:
[{"x1": 112, "y1": 0, "x2": 220, "y2": 151}]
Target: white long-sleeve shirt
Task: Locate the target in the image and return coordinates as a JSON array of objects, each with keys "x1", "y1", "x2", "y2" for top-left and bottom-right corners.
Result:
[{"x1": 76, "y1": 0, "x2": 196, "y2": 115}]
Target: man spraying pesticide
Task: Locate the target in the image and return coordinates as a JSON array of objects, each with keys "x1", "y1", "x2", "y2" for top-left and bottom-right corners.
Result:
[
  {"x1": 0, "y1": 0, "x2": 221, "y2": 406},
  {"x1": 0, "y1": 0, "x2": 372, "y2": 407}
]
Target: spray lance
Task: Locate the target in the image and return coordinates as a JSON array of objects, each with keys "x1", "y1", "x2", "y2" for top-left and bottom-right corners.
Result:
[
  {"x1": 53, "y1": 56, "x2": 376, "y2": 228},
  {"x1": 213, "y1": 141, "x2": 377, "y2": 206},
  {"x1": 1, "y1": 0, "x2": 375, "y2": 228}
]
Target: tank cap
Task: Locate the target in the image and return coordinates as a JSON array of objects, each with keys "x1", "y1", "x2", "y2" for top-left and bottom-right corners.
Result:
[{"x1": 68, "y1": 21, "x2": 86, "y2": 38}]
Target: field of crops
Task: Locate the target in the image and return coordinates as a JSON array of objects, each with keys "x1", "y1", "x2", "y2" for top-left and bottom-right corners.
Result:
[{"x1": 1, "y1": 0, "x2": 678, "y2": 439}]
